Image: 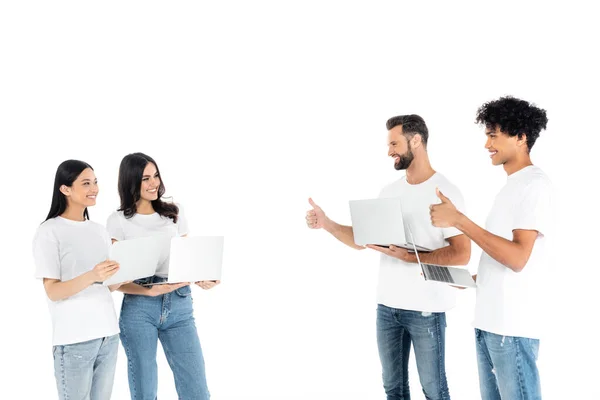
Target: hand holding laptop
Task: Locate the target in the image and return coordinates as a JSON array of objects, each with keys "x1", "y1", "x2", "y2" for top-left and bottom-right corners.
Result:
[
  {"x1": 366, "y1": 244, "x2": 414, "y2": 262},
  {"x1": 349, "y1": 197, "x2": 433, "y2": 252},
  {"x1": 145, "y1": 282, "x2": 190, "y2": 297},
  {"x1": 103, "y1": 236, "x2": 165, "y2": 286},
  {"x1": 90, "y1": 260, "x2": 120, "y2": 283},
  {"x1": 196, "y1": 280, "x2": 221, "y2": 290},
  {"x1": 450, "y1": 274, "x2": 477, "y2": 290}
]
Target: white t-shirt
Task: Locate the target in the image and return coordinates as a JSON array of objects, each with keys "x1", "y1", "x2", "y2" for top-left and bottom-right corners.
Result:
[
  {"x1": 106, "y1": 204, "x2": 189, "y2": 277},
  {"x1": 473, "y1": 165, "x2": 552, "y2": 339},
  {"x1": 376, "y1": 173, "x2": 466, "y2": 312},
  {"x1": 33, "y1": 217, "x2": 120, "y2": 346}
]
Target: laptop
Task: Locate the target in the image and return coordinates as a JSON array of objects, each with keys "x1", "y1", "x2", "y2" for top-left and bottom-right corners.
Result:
[
  {"x1": 349, "y1": 197, "x2": 433, "y2": 252},
  {"x1": 407, "y1": 228, "x2": 476, "y2": 288},
  {"x1": 103, "y1": 235, "x2": 163, "y2": 286},
  {"x1": 145, "y1": 236, "x2": 224, "y2": 285}
]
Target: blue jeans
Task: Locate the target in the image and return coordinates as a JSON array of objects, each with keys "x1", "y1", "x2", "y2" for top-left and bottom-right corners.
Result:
[
  {"x1": 475, "y1": 329, "x2": 541, "y2": 400},
  {"x1": 52, "y1": 334, "x2": 119, "y2": 400},
  {"x1": 120, "y1": 276, "x2": 209, "y2": 400},
  {"x1": 376, "y1": 305, "x2": 450, "y2": 400}
]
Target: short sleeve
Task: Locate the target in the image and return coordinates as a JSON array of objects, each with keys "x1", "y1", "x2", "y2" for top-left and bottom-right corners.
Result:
[
  {"x1": 176, "y1": 203, "x2": 190, "y2": 236},
  {"x1": 33, "y1": 225, "x2": 61, "y2": 280},
  {"x1": 106, "y1": 212, "x2": 125, "y2": 241},
  {"x1": 440, "y1": 184, "x2": 466, "y2": 240},
  {"x1": 512, "y1": 180, "x2": 552, "y2": 236}
]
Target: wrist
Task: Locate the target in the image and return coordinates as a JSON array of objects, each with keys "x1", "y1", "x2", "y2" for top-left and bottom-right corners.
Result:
[
  {"x1": 322, "y1": 217, "x2": 334, "y2": 233},
  {"x1": 454, "y1": 212, "x2": 468, "y2": 231},
  {"x1": 406, "y1": 253, "x2": 418, "y2": 263},
  {"x1": 83, "y1": 271, "x2": 98, "y2": 286}
]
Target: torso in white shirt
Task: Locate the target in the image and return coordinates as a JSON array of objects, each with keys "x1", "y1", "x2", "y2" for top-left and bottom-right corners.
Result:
[
  {"x1": 376, "y1": 172, "x2": 466, "y2": 312},
  {"x1": 474, "y1": 165, "x2": 552, "y2": 339},
  {"x1": 33, "y1": 217, "x2": 120, "y2": 346}
]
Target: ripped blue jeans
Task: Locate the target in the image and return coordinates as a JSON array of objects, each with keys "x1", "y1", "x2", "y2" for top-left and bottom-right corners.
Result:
[
  {"x1": 376, "y1": 304, "x2": 450, "y2": 400},
  {"x1": 120, "y1": 276, "x2": 210, "y2": 400},
  {"x1": 475, "y1": 329, "x2": 541, "y2": 400}
]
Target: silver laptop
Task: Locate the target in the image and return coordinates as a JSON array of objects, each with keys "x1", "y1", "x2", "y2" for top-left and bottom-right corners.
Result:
[
  {"x1": 408, "y1": 229, "x2": 476, "y2": 288},
  {"x1": 146, "y1": 236, "x2": 224, "y2": 285},
  {"x1": 103, "y1": 236, "x2": 163, "y2": 286},
  {"x1": 349, "y1": 197, "x2": 433, "y2": 252}
]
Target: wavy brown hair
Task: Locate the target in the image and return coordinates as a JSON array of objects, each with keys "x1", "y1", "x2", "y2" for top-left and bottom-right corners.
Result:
[{"x1": 117, "y1": 152, "x2": 179, "y2": 223}]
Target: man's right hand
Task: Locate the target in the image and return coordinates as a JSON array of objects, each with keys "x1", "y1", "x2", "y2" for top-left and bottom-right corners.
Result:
[
  {"x1": 306, "y1": 197, "x2": 328, "y2": 229},
  {"x1": 146, "y1": 282, "x2": 189, "y2": 297}
]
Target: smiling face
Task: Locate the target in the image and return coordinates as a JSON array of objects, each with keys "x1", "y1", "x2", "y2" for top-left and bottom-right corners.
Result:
[
  {"x1": 387, "y1": 125, "x2": 415, "y2": 170},
  {"x1": 484, "y1": 125, "x2": 523, "y2": 166},
  {"x1": 60, "y1": 168, "x2": 98, "y2": 208},
  {"x1": 139, "y1": 162, "x2": 160, "y2": 202}
]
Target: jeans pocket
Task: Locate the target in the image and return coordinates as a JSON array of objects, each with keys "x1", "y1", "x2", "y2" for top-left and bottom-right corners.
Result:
[{"x1": 175, "y1": 285, "x2": 192, "y2": 297}]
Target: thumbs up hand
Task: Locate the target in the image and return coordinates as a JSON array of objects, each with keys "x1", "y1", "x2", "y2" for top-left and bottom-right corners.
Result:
[
  {"x1": 306, "y1": 197, "x2": 329, "y2": 230},
  {"x1": 430, "y1": 187, "x2": 460, "y2": 228}
]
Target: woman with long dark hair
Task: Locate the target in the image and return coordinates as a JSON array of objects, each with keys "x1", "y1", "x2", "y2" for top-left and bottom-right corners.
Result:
[
  {"x1": 33, "y1": 159, "x2": 123, "y2": 399},
  {"x1": 107, "y1": 152, "x2": 218, "y2": 400}
]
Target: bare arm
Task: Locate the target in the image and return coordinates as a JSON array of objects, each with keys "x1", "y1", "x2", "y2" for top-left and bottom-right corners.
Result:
[
  {"x1": 323, "y1": 219, "x2": 365, "y2": 250},
  {"x1": 306, "y1": 198, "x2": 364, "y2": 250},
  {"x1": 117, "y1": 282, "x2": 189, "y2": 296},
  {"x1": 455, "y1": 215, "x2": 537, "y2": 272},
  {"x1": 43, "y1": 274, "x2": 96, "y2": 302},
  {"x1": 416, "y1": 234, "x2": 470, "y2": 265},
  {"x1": 367, "y1": 234, "x2": 470, "y2": 264},
  {"x1": 43, "y1": 260, "x2": 120, "y2": 301},
  {"x1": 118, "y1": 282, "x2": 153, "y2": 295},
  {"x1": 430, "y1": 188, "x2": 538, "y2": 273}
]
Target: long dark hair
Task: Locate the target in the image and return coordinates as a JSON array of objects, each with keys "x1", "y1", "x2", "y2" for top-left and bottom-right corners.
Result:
[
  {"x1": 45, "y1": 160, "x2": 94, "y2": 222},
  {"x1": 117, "y1": 152, "x2": 179, "y2": 222}
]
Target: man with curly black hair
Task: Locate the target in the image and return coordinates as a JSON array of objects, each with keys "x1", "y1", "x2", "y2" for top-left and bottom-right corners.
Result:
[{"x1": 429, "y1": 96, "x2": 551, "y2": 399}]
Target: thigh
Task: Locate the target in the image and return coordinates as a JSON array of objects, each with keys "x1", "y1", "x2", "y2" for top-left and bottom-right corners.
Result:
[
  {"x1": 376, "y1": 304, "x2": 411, "y2": 396},
  {"x1": 53, "y1": 338, "x2": 102, "y2": 400},
  {"x1": 483, "y1": 331, "x2": 542, "y2": 400},
  {"x1": 120, "y1": 295, "x2": 161, "y2": 399},
  {"x1": 160, "y1": 287, "x2": 209, "y2": 399},
  {"x1": 404, "y1": 311, "x2": 449, "y2": 400},
  {"x1": 475, "y1": 329, "x2": 501, "y2": 400},
  {"x1": 119, "y1": 294, "x2": 161, "y2": 354},
  {"x1": 90, "y1": 335, "x2": 119, "y2": 400}
]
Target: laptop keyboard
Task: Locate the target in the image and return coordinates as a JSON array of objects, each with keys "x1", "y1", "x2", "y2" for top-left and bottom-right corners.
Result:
[{"x1": 424, "y1": 264, "x2": 455, "y2": 283}]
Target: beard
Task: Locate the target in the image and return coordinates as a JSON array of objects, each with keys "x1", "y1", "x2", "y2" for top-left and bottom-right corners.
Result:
[{"x1": 394, "y1": 147, "x2": 414, "y2": 170}]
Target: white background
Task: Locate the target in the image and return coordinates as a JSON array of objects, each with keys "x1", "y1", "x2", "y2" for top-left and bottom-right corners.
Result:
[{"x1": 1, "y1": 1, "x2": 598, "y2": 399}]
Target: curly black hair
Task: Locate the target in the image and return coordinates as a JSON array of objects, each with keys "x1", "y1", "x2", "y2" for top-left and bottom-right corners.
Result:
[{"x1": 475, "y1": 96, "x2": 548, "y2": 151}]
